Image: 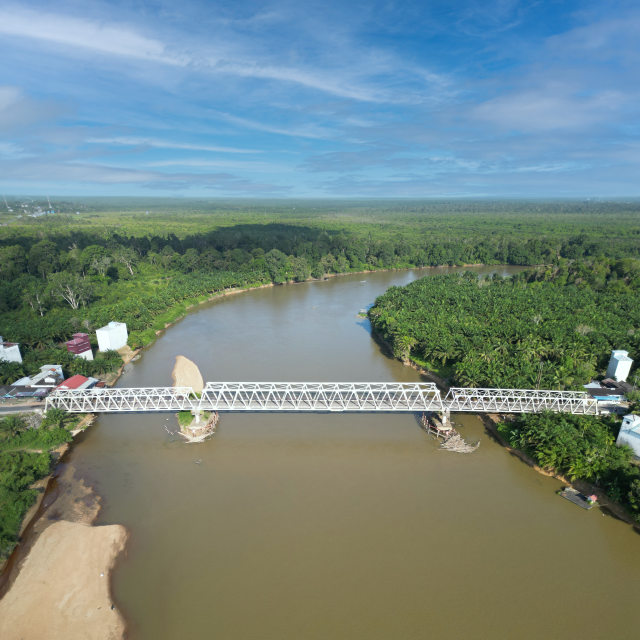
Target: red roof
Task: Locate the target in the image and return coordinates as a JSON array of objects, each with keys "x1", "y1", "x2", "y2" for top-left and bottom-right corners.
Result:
[{"x1": 57, "y1": 374, "x2": 89, "y2": 390}]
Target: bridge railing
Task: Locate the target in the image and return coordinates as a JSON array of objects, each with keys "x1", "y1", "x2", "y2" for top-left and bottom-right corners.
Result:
[
  {"x1": 44, "y1": 383, "x2": 599, "y2": 415},
  {"x1": 200, "y1": 382, "x2": 443, "y2": 412},
  {"x1": 46, "y1": 387, "x2": 196, "y2": 413},
  {"x1": 443, "y1": 387, "x2": 599, "y2": 415}
]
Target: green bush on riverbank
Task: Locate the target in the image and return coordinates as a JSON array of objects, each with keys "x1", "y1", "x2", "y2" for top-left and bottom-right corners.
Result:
[
  {"x1": 498, "y1": 412, "x2": 640, "y2": 521},
  {"x1": 0, "y1": 411, "x2": 78, "y2": 560},
  {"x1": 369, "y1": 267, "x2": 640, "y2": 389},
  {"x1": 0, "y1": 450, "x2": 51, "y2": 559}
]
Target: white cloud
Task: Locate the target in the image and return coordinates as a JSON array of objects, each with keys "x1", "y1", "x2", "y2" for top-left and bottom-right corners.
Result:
[
  {"x1": 146, "y1": 159, "x2": 293, "y2": 172},
  {"x1": 0, "y1": 7, "x2": 184, "y2": 65},
  {"x1": 0, "y1": 159, "x2": 290, "y2": 193},
  {"x1": 207, "y1": 110, "x2": 338, "y2": 140},
  {"x1": 471, "y1": 87, "x2": 624, "y2": 132},
  {"x1": 0, "y1": 7, "x2": 443, "y2": 104},
  {"x1": 86, "y1": 136, "x2": 262, "y2": 154}
]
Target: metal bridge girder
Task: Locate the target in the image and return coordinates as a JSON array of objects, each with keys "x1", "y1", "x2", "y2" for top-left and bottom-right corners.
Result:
[{"x1": 44, "y1": 383, "x2": 598, "y2": 415}]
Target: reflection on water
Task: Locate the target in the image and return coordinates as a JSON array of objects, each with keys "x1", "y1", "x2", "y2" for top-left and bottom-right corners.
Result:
[{"x1": 66, "y1": 267, "x2": 640, "y2": 640}]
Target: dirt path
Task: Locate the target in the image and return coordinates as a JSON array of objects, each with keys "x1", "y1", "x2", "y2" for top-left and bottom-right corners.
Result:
[{"x1": 0, "y1": 520, "x2": 128, "y2": 640}]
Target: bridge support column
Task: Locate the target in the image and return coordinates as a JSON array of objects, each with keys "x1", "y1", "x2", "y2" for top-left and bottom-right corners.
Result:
[
  {"x1": 441, "y1": 410, "x2": 450, "y2": 427},
  {"x1": 193, "y1": 409, "x2": 201, "y2": 424}
]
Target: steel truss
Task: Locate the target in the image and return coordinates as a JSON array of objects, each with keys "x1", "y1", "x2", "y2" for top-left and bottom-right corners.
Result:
[
  {"x1": 46, "y1": 382, "x2": 442, "y2": 413},
  {"x1": 199, "y1": 382, "x2": 443, "y2": 412},
  {"x1": 45, "y1": 383, "x2": 599, "y2": 415},
  {"x1": 47, "y1": 387, "x2": 195, "y2": 413},
  {"x1": 444, "y1": 387, "x2": 598, "y2": 415}
]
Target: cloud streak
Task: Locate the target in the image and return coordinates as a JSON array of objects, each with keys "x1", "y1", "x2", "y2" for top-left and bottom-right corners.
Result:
[
  {"x1": 86, "y1": 136, "x2": 262, "y2": 154},
  {"x1": 0, "y1": 1, "x2": 639, "y2": 197}
]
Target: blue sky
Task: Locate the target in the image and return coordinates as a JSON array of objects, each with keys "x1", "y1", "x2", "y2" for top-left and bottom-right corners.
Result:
[{"x1": 0, "y1": 0, "x2": 638, "y2": 197}]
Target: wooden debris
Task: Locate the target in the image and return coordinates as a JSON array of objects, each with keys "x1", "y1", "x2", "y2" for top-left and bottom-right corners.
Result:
[
  {"x1": 421, "y1": 413, "x2": 480, "y2": 453},
  {"x1": 439, "y1": 430, "x2": 480, "y2": 454}
]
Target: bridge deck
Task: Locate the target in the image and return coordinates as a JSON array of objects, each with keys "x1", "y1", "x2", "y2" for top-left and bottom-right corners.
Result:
[{"x1": 45, "y1": 382, "x2": 599, "y2": 415}]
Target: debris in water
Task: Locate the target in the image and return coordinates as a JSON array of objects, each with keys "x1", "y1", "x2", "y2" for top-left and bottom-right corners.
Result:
[
  {"x1": 193, "y1": 459, "x2": 203, "y2": 464},
  {"x1": 439, "y1": 430, "x2": 480, "y2": 454}
]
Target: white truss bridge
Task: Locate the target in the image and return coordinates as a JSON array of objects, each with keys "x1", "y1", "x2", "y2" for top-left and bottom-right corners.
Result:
[{"x1": 45, "y1": 382, "x2": 599, "y2": 415}]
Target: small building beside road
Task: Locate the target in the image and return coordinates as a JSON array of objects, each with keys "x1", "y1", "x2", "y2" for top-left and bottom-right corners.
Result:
[
  {"x1": 57, "y1": 374, "x2": 99, "y2": 391},
  {"x1": 617, "y1": 414, "x2": 640, "y2": 458},
  {"x1": 0, "y1": 337, "x2": 22, "y2": 363},
  {"x1": 13, "y1": 365, "x2": 64, "y2": 388}
]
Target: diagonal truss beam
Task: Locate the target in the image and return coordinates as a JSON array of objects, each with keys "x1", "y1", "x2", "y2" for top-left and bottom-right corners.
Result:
[
  {"x1": 44, "y1": 383, "x2": 599, "y2": 415},
  {"x1": 444, "y1": 387, "x2": 598, "y2": 415}
]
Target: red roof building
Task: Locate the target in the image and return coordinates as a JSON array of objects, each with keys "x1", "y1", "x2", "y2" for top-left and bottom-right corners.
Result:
[{"x1": 58, "y1": 374, "x2": 89, "y2": 390}]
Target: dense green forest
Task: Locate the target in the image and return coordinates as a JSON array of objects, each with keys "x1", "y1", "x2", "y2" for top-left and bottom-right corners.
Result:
[
  {"x1": 1, "y1": 199, "x2": 639, "y2": 384},
  {"x1": 0, "y1": 410, "x2": 77, "y2": 559},
  {"x1": 498, "y1": 412, "x2": 640, "y2": 522},
  {"x1": 368, "y1": 262, "x2": 640, "y2": 389}
]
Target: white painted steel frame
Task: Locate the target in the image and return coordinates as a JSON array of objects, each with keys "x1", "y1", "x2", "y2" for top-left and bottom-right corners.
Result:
[
  {"x1": 200, "y1": 382, "x2": 443, "y2": 412},
  {"x1": 444, "y1": 387, "x2": 598, "y2": 415},
  {"x1": 45, "y1": 383, "x2": 599, "y2": 415},
  {"x1": 47, "y1": 387, "x2": 195, "y2": 413},
  {"x1": 46, "y1": 382, "x2": 443, "y2": 413}
]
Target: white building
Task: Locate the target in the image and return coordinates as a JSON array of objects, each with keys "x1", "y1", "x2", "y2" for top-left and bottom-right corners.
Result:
[
  {"x1": 617, "y1": 414, "x2": 640, "y2": 458},
  {"x1": 0, "y1": 337, "x2": 22, "y2": 363},
  {"x1": 606, "y1": 350, "x2": 633, "y2": 382},
  {"x1": 96, "y1": 321, "x2": 128, "y2": 352},
  {"x1": 13, "y1": 365, "x2": 64, "y2": 388}
]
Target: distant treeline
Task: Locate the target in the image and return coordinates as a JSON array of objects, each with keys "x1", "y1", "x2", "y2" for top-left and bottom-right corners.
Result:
[{"x1": 1, "y1": 209, "x2": 639, "y2": 385}]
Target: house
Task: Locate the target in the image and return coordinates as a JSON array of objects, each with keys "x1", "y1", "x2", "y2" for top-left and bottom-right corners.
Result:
[
  {"x1": 96, "y1": 322, "x2": 128, "y2": 352},
  {"x1": 0, "y1": 336, "x2": 22, "y2": 363},
  {"x1": 617, "y1": 414, "x2": 640, "y2": 458},
  {"x1": 65, "y1": 333, "x2": 94, "y2": 361},
  {"x1": 57, "y1": 374, "x2": 99, "y2": 391},
  {"x1": 606, "y1": 350, "x2": 633, "y2": 382},
  {"x1": 13, "y1": 365, "x2": 64, "y2": 388}
]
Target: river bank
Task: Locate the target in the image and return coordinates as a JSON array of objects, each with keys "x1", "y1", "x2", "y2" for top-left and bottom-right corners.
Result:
[
  {"x1": 0, "y1": 413, "x2": 129, "y2": 640},
  {"x1": 481, "y1": 414, "x2": 640, "y2": 531},
  {"x1": 0, "y1": 520, "x2": 128, "y2": 640},
  {"x1": 374, "y1": 327, "x2": 640, "y2": 533}
]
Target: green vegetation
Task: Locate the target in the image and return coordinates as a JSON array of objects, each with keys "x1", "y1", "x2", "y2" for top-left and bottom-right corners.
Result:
[
  {"x1": 177, "y1": 411, "x2": 194, "y2": 427},
  {"x1": 177, "y1": 410, "x2": 210, "y2": 427},
  {"x1": 0, "y1": 410, "x2": 79, "y2": 559},
  {"x1": 369, "y1": 262, "x2": 640, "y2": 389},
  {"x1": 497, "y1": 412, "x2": 640, "y2": 522},
  {"x1": 2, "y1": 198, "x2": 640, "y2": 384}
]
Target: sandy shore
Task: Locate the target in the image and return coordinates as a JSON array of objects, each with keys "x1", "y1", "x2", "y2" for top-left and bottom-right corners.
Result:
[
  {"x1": 0, "y1": 520, "x2": 128, "y2": 640},
  {"x1": 172, "y1": 354, "x2": 204, "y2": 393}
]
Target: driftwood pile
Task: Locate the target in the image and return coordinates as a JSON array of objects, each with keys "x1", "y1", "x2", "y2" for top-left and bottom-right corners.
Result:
[
  {"x1": 421, "y1": 413, "x2": 480, "y2": 454},
  {"x1": 439, "y1": 430, "x2": 480, "y2": 454}
]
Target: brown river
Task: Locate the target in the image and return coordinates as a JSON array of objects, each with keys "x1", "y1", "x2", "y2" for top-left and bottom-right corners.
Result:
[{"x1": 66, "y1": 267, "x2": 640, "y2": 639}]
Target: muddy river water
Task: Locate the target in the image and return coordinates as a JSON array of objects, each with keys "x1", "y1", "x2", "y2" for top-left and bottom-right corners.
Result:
[{"x1": 66, "y1": 267, "x2": 640, "y2": 639}]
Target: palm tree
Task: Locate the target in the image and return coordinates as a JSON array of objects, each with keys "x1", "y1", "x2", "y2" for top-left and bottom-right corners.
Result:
[
  {"x1": 0, "y1": 415, "x2": 26, "y2": 439},
  {"x1": 0, "y1": 362, "x2": 27, "y2": 385},
  {"x1": 42, "y1": 408, "x2": 75, "y2": 430}
]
